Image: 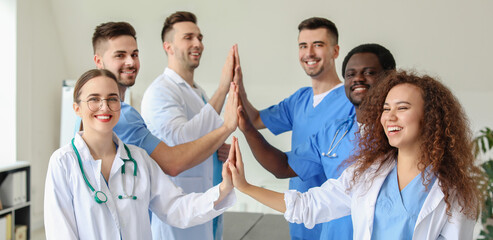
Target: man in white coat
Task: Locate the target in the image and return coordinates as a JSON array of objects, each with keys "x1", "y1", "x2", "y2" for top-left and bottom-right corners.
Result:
[{"x1": 141, "y1": 11, "x2": 233, "y2": 240}]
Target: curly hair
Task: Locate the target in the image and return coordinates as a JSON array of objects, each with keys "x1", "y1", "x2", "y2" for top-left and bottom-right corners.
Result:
[{"x1": 348, "y1": 70, "x2": 482, "y2": 219}]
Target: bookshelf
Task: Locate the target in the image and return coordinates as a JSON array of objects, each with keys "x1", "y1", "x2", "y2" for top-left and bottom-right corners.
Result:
[{"x1": 0, "y1": 161, "x2": 30, "y2": 240}]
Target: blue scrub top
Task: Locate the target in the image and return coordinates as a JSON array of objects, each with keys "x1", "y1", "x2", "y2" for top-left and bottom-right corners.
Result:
[
  {"x1": 75, "y1": 102, "x2": 161, "y2": 155},
  {"x1": 287, "y1": 110, "x2": 357, "y2": 240},
  {"x1": 260, "y1": 86, "x2": 353, "y2": 239},
  {"x1": 372, "y1": 166, "x2": 436, "y2": 239}
]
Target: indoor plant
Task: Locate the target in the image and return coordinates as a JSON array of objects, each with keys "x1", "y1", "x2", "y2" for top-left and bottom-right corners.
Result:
[{"x1": 474, "y1": 127, "x2": 493, "y2": 239}]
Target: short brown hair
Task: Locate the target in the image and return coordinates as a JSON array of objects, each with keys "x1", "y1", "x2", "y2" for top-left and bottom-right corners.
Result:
[
  {"x1": 92, "y1": 22, "x2": 136, "y2": 54},
  {"x1": 74, "y1": 69, "x2": 118, "y2": 103},
  {"x1": 161, "y1": 11, "x2": 197, "y2": 42},
  {"x1": 298, "y1": 17, "x2": 338, "y2": 45}
]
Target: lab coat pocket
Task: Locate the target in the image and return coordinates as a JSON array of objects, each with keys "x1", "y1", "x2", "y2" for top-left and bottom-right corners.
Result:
[{"x1": 172, "y1": 176, "x2": 206, "y2": 194}]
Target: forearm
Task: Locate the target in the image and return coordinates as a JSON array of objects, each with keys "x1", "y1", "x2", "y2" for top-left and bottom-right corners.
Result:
[
  {"x1": 214, "y1": 181, "x2": 232, "y2": 206},
  {"x1": 208, "y1": 88, "x2": 228, "y2": 114},
  {"x1": 241, "y1": 97, "x2": 265, "y2": 129},
  {"x1": 238, "y1": 183, "x2": 286, "y2": 213},
  {"x1": 151, "y1": 125, "x2": 233, "y2": 176},
  {"x1": 243, "y1": 128, "x2": 297, "y2": 178}
]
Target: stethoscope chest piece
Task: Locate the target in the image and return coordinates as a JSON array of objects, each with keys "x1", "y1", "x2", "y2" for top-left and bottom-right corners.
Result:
[
  {"x1": 95, "y1": 191, "x2": 108, "y2": 204},
  {"x1": 322, "y1": 152, "x2": 337, "y2": 158}
]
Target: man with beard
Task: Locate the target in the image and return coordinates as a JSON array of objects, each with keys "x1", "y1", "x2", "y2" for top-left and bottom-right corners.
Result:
[
  {"x1": 141, "y1": 12, "x2": 235, "y2": 240},
  {"x1": 85, "y1": 21, "x2": 237, "y2": 193},
  {"x1": 236, "y1": 17, "x2": 353, "y2": 240}
]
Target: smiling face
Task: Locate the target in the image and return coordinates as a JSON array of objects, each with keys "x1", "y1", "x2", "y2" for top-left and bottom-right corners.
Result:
[
  {"x1": 74, "y1": 76, "x2": 121, "y2": 135},
  {"x1": 380, "y1": 83, "x2": 424, "y2": 152},
  {"x1": 94, "y1": 35, "x2": 140, "y2": 87},
  {"x1": 298, "y1": 28, "x2": 339, "y2": 79},
  {"x1": 344, "y1": 53, "x2": 384, "y2": 107},
  {"x1": 165, "y1": 21, "x2": 204, "y2": 71}
]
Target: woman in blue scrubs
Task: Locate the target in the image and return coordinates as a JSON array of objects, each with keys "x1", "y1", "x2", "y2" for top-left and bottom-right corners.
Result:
[{"x1": 227, "y1": 71, "x2": 483, "y2": 239}]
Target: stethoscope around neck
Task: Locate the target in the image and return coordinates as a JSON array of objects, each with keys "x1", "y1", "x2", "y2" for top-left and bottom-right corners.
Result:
[
  {"x1": 71, "y1": 138, "x2": 138, "y2": 204},
  {"x1": 321, "y1": 116, "x2": 355, "y2": 158}
]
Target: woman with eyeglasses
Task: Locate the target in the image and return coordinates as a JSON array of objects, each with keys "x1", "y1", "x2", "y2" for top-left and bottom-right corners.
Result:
[
  {"x1": 44, "y1": 69, "x2": 237, "y2": 239},
  {"x1": 227, "y1": 71, "x2": 483, "y2": 239}
]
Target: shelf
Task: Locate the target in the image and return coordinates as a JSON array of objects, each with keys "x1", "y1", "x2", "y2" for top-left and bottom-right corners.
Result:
[
  {"x1": 0, "y1": 161, "x2": 30, "y2": 240},
  {"x1": 0, "y1": 202, "x2": 30, "y2": 215}
]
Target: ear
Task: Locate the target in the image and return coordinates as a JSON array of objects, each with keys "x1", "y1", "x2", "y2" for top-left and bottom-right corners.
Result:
[
  {"x1": 163, "y1": 41, "x2": 173, "y2": 55},
  {"x1": 73, "y1": 102, "x2": 82, "y2": 117},
  {"x1": 332, "y1": 44, "x2": 340, "y2": 59},
  {"x1": 94, "y1": 54, "x2": 104, "y2": 69}
]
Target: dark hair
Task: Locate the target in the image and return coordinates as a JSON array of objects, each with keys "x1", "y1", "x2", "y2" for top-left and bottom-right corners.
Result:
[
  {"x1": 348, "y1": 70, "x2": 482, "y2": 219},
  {"x1": 74, "y1": 69, "x2": 118, "y2": 102},
  {"x1": 298, "y1": 17, "x2": 338, "y2": 44},
  {"x1": 161, "y1": 11, "x2": 197, "y2": 42},
  {"x1": 342, "y1": 43, "x2": 396, "y2": 78},
  {"x1": 92, "y1": 22, "x2": 137, "y2": 54}
]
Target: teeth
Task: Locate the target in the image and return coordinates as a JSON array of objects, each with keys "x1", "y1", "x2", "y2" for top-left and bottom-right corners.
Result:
[
  {"x1": 191, "y1": 53, "x2": 200, "y2": 56},
  {"x1": 354, "y1": 87, "x2": 367, "y2": 91},
  {"x1": 122, "y1": 70, "x2": 134, "y2": 74},
  {"x1": 96, "y1": 115, "x2": 110, "y2": 120},
  {"x1": 307, "y1": 61, "x2": 317, "y2": 65},
  {"x1": 388, "y1": 126, "x2": 402, "y2": 132}
]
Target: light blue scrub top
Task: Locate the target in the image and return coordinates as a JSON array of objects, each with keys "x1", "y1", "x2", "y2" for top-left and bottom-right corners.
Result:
[
  {"x1": 75, "y1": 102, "x2": 161, "y2": 155},
  {"x1": 372, "y1": 165, "x2": 436, "y2": 239},
  {"x1": 260, "y1": 86, "x2": 353, "y2": 240},
  {"x1": 287, "y1": 109, "x2": 357, "y2": 240}
]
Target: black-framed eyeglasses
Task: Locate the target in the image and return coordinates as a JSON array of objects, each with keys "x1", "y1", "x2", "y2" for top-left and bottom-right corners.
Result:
[{"x1": 80, "y1": 97, "x2": 121, "y2": 112}]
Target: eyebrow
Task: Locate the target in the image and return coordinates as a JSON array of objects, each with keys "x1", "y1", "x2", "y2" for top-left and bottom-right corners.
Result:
[
  {"x1": 183, "y1": 32, "x2": 202, "y2": 37},
  {"x1": 113, "y1": 49, "x2": 139, "y2": 54},
  {"x1": 383, "y1": 101, "x2": 411, "y2": 105},
  {"x1": 86, "y1": 93, "x2": 119, "y2": 98}
]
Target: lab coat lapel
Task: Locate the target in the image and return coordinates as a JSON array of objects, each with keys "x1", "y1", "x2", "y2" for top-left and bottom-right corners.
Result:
[
  {"x1": 362, "y1": 160, "x2": 396, "y2": 236},
  {"x1": 414, "y1": 180, "x2": 443, "y2": 228},
  {"x1": 164, "y1": 68, "x2": 205, "y2": 106},
  {"x1": 74, "y1": 133, "x2": 104, "y2": 194},
  {"x1": 109, "y1": 134, "x2": 127, "y2": 180}
]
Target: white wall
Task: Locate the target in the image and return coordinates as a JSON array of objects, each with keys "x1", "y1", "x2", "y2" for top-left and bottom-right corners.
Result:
[
  {"x1": 0, "y1": 0, "x2": 16, "y2": 165},
  {"x1": 17, "y1": 0, "x2": 67, "y2": 229},
  {"x1": 16, "y1": 0, "x2": 493, "y2": 229}
]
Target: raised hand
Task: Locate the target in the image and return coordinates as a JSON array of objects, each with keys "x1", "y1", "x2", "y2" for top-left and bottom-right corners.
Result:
[
  {"x1": 219, "y1": 46, "x2": 235, "y2": 95},
  {"x1": 228, "y1": 137, "x2": 249, "y2": 191},
  {"x1": 223, "y1": 82, "x2": 239, "y2": 132},
  {"x1": 237, "y1": 105, "x2": 255, "y2": 134},
  {"x1": 233, "y1": 45, "x2": 247, "y2": 102},
  {"x1": 217, "y1": 143, "x2": 231, "y2": 162}
]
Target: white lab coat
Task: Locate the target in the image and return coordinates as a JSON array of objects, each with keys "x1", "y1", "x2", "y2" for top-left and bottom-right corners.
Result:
[
  {"x1": 141, "y1": 67, "x2": 223, "y2": 240},
  {"x1": 44, "y1": 132, "x2": 235, "y2": 240},
  {"x1": 284, "y1": 158, "x2": 475, "y2": 240}
]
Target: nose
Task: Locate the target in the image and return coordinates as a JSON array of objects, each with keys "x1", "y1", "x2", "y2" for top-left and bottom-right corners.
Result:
[
  {"x1": 124, "y1": 55, "x2": 135, "y2": 66},
  {"x1": 354, "y1": 72, "x2": 366, "y2": 82},
  {"x1": 192, "y1": 37, "x2": 203, "y2": 48},
  {"x1": 99, "y1": 99, "x2": 111, "y2": 111},
  {"x1": 307, "y1": 45, "x2": 315, "y2": 56},
  {"x1": 387, "y1": 108, "x2": 398, "y2": 121}
]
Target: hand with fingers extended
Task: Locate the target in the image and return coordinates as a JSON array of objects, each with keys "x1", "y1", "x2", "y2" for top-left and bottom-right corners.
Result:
[
  {"x1": 237, "y1": 105, "x2": 256, "y2": 134},
  {"x1": 232, "y1": 45, "x2": 247, "y2": 101},
  {"x1": 218, "y1": 46, "x2": 235, "y2": 95},
  {"x1": 215, "y1": 151, "x2": 234, "y2": 206},
  {"x1": 223, "y1": 82, "x2": 239, "y2": 132},
  {"x1": 227, "y1": 136, "x2": 250, "y2": 191},
  {"x1": 217, "y1": 143, "x2": 231, "y2": 162}
]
